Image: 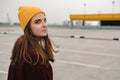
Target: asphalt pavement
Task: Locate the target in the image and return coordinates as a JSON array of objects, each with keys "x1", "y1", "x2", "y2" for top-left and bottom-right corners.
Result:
[{"x1": 0, "y1": 26, "x2": 120, "y2": 80}]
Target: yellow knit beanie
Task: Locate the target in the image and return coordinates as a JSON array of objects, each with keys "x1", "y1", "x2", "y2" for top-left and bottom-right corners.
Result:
[{"x1": 18, "y1": 6, "x2": 45, "y2": 31}]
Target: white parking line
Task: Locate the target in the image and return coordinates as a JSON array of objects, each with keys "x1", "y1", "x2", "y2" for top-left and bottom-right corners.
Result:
[
  {"x1": 59, "y1": 49, "x2": 120, "y2": 57},
  {"x1": 57, "y1": 60, "x2": 101, "y2": 68},
  {"x1": 0, "y1": 70, "x2": 7, "y2": 74}
]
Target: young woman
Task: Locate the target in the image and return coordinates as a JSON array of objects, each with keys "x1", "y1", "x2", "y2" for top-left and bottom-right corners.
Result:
[{"x1": 8, "y1": 6, "x2": 57, "y2": 80}]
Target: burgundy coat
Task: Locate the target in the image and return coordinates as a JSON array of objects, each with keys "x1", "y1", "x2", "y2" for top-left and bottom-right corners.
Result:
[{"x1": 8, "y1": 47, "x2": 53, "y2": 80}]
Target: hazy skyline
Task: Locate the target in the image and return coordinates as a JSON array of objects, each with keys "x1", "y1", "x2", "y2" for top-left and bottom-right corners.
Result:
[{"x1": 0, "y1": 0, "x2": 120, "y2": 24}]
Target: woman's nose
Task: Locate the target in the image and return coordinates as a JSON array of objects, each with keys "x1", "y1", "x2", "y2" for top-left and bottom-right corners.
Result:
[{"x1": 42, "y1": 21, "x2": 47, "y2": 28}]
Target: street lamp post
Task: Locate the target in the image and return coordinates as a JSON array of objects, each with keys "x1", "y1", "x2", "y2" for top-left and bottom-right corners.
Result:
[
  {"x1": 83, "y1": 3, "x2": 86, "y2": 26},
  {"x1": 83, "y1": 3, "x2": 86, "y2": 15},
  {"x1": 112, "y1": 1, "x2": 115, "y2": 14}
]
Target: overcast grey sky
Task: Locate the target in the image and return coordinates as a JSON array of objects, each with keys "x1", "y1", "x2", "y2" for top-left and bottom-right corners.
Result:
[{"x1": 0, "y1": 0, "x2": 120, "y2": 24}]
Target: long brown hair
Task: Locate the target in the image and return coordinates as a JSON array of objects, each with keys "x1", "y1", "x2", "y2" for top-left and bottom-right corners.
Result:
[{"x1": 10, "y1": 21, "x2": 56, "y2": 66}]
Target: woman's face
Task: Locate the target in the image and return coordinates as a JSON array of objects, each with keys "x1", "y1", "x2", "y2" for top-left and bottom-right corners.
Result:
[{"x1": 30, "y1": 13, "x2": 48, "y2": 37}]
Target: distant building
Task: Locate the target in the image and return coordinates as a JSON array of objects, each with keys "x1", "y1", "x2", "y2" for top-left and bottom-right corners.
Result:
[{"x1": 70, "y1": 13, "x2": 120, "y2": 29}]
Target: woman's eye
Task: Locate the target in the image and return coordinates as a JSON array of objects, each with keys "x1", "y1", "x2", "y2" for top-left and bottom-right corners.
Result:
[
  {"x1": 35, "y1": 19, "x2": 41, "y2": 24},
  {"x1": 44, "y1": 18, "x2": 47, "y2": 23},
  {"x1": 34, "y1": 18, "x2": 46, "y2": 24},
  {"x1": 35, "y1": 21, "x2": 40, "y2": 24}
]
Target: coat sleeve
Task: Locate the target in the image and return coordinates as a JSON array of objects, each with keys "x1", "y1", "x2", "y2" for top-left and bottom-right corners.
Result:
[
  {"x1": 7, "y1": 60, "x2": 25, "y2": 80},
  {"x1": 7, "y1": 63, "x2": 15, "y2": 80}
]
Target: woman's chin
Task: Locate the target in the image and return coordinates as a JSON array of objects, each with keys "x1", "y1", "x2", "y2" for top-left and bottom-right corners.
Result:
[{"x1": 40, "y1": 33, "x2": 48, "y2": 37}]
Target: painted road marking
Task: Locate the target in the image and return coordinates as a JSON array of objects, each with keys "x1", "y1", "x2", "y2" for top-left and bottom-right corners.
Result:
[
  {"x1": 57, "y1": 60, "x2": 111, "y2": 70},
  {"x1": 59, "y1": 49, "x2": 120, "y2": 57},
  {"x1": 57, "y1": 60, "x2": 100, "y2": 68},
  {"x1": 0, "y1": 71, "x2": 7, "y2": 74}
]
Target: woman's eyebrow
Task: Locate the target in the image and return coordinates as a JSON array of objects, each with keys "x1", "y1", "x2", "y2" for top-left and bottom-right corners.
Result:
[
  {"x1": 35, "y1": 19, "x2": 41, "y2": 21},
  {"x1": 34, "y1": 18, "x2": 46, "y2": 22}
]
